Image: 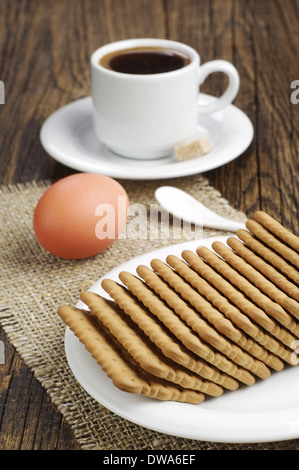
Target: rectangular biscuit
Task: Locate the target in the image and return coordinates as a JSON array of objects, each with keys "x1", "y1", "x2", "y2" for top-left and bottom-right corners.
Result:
[
  {"x1": 80, "y1": 290, "x2": 223, "y2": 397},
  {"x1": 150, "y1": 256, "x2": 283, "y2": 372},
  {"x1": 196, "y1": 245, "x2": 298, "y2": 348},
  {"x1": 227, "y1": 236, "x2": 299, "y2": 303},
  {"x1": 254, "y1": 211, "x2": 299, "y2": 253},
  {"x1": 137, "y1": 263, "x2": 270, "y2": 380},
  {"x1": 118, "y1": 271, "x2": 256, "y2": 386},
  {"x1": 181, "y1": 249, "x2": 294, "y2": 365},
  {"x1": 246, "y1": 219, "x2": 299, "y2": 269},
  {"x1": 211, "y1": 240, "x2": 299, "y2": 327},
  {"x1": 165, "y1": 253, "x2": 285, "y2": 371},
  {"x1": 236, "y1": 228, "x2": 299, "y2": 285},
  {"x1": 57, "y1": 305, "x2": 205, "y2": 404},
  {"x1": 100, "y1": 278, "x2": 238, "y2": 390}
]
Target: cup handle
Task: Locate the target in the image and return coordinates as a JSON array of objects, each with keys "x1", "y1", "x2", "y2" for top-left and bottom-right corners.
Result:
[{"x1": 198, "y1": 60, "x2": 240, "y2": 115}]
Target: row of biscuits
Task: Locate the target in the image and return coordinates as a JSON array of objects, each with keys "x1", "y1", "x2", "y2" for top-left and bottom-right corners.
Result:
[{"x1": 58, "y1": 211, "x2": 299, "y2": 404}]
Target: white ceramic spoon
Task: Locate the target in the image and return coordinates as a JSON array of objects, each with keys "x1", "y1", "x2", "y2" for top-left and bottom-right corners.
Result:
[{"x1": 155, "y1": 186, "x2": 247, "y2": 232}]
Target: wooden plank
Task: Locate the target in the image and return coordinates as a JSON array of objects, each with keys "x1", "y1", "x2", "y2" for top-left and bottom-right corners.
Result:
[{"x1": 0, "y1": 328, "x2": 79, "y2": 450}]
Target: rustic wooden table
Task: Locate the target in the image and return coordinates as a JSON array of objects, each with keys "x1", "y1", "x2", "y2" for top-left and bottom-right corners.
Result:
[{"x1": 0, "y1": 0, "x2": 298, "y2": 450}]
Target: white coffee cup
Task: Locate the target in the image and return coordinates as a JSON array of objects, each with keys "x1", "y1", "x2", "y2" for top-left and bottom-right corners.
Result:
[{"x1": 90, "y1": 38, "x2": 239, "y2": 160}]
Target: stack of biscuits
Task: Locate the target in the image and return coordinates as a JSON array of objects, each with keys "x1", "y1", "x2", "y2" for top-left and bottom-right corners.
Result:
[{"x1": 58, "y1": 211, "x2": 299, "y2": 405}]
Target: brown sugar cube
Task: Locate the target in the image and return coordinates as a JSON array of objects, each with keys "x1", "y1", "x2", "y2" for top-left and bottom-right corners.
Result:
[{"x1": 175, "y1": 137, "x2": 211, "y2": 161}]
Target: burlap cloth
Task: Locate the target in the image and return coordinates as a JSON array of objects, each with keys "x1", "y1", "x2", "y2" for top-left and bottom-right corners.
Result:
[{"x1": 0, "y1": 174, "x2": 298, "y2": 450}]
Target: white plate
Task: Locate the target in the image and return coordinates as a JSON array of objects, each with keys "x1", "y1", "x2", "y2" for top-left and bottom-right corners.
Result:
[
  {"x1": 40, "y1": 95, "x2": 254, "y2": 180},
  {"x1": 65, "y1": 236, "x2": 299, "y2": 443}
]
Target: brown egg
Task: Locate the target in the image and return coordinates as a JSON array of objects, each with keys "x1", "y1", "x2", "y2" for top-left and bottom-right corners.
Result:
[{"x1": 33, "y1": 173, "x2": 129, "y2": 259}]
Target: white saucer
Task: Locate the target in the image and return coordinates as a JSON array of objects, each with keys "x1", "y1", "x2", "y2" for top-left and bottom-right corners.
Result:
[{"x1": 40, "y1": 94, "x2": 254, "y2": 180}]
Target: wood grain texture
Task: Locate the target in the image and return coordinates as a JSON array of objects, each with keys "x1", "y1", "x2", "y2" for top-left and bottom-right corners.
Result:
[{"x1": 0, "y1": 0, "x2": 298, "y2": 450}]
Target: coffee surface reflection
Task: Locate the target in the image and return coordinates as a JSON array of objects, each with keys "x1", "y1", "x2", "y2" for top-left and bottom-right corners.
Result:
[{"x1": 99, "y1": 47, "x2": 191, "y2": 75}]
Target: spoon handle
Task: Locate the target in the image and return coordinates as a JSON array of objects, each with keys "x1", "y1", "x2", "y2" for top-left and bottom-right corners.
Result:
[{"x1": 204, "y1": 219, "x2": 246, "y2": 232}]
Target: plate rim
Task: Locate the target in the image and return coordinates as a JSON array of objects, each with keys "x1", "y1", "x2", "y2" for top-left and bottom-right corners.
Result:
[
  {"x1": 64, "y1": 236, "x2": 299, "y2": 444},
  {"x1": 40, "y1": 94, "x2": 254, "y2": 180}
]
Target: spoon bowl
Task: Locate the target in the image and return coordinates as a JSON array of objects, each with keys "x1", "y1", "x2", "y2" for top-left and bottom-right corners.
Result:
[{"x1": 155, "y1": 186, "x2": 246, "y2": 232}]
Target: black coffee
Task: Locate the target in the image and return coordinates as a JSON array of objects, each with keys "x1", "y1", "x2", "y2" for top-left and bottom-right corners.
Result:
[{"x1": 100, "y1": 47, "x2": 191, "y2": 75}]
